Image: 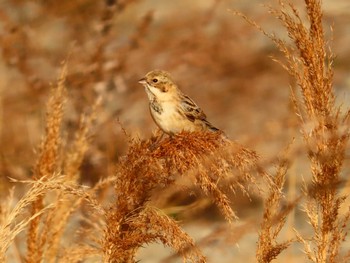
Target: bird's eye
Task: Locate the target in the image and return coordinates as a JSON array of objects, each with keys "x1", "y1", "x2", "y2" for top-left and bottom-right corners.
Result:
[{"x1": 152, "y1": 78, "x2": 158, "y2": 83}]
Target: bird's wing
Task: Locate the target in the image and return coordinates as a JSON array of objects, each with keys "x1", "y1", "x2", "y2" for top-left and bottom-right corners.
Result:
[
  {"x1": 179, "y1": 93, "x2": 220, "y2": 132},
  {"x1": 179, "y1": 93, "x2": 207, "y2": 122}
]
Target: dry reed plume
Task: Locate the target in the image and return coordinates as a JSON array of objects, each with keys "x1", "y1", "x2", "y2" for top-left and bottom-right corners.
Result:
[
  {"x1": 269, "y1": 1, "x2": 350, "y2": 262},
  {"x1": 256, "y1": 144, "x2": 294, "y2": 262},
  {"x1": 103, "y1": 132, "x2": 258, "y2": 262},
  {"x1": 235, "y1": 0, "x2": 350, "y2": 262},
  {"x1": 26, "y1": 62, "x2": 67, "y2": 263},
  {"x1": 17, "y1": 63, "x2": 102, "y2": 263}
]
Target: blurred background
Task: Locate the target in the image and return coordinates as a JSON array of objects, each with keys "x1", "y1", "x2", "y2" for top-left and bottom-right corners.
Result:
[{"x1": 0, "y1": 0, "x2": 350, "y2": 262}]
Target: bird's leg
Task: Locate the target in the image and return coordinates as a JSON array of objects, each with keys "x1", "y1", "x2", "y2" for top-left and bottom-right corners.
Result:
[{"x1": 149, "y1": 128, "x2": 166, "y2": 150}]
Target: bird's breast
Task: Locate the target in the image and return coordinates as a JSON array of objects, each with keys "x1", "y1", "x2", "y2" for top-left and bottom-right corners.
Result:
[{"x1": 150, "y1": 101, "x2": 191, "y2": 134}]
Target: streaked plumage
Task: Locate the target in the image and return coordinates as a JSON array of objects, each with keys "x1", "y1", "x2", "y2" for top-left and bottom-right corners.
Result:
[{"x1": 138, "y1": 70, "x2": 221, "y2": 135}]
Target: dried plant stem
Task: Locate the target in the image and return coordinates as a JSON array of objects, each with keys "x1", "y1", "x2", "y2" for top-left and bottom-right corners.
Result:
[
  {"x1": 43, "y1": 97, "x2": 101, "y2": 263},
  {"x1": 235, "y1": 0, "x2": 350, "y2": 262},
  {"x1": 0, "y1": 176, "x2": 74, "y2": 262},
  {"x1": 102, "y1": 132, "x2": 258, "y2": 262},
  {"x1": 26, "y1": 63, "x2": 67, "y2": 263},
  {"x1": 256, "y1": 143, "x2": 294, "y2": 262}
]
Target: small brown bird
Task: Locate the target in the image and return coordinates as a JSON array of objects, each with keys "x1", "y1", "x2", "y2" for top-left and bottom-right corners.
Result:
[{"x1": 138, "y1": 70, "x2": 221, "y2": 135}]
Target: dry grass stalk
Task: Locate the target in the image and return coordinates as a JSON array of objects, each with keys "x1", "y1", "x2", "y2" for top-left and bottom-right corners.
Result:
[
  {"x1": 42, "y1": 97, "x2": 101, "y2": 263},
  {"x1": 33, "y1": 63, "x2": 67, "y2": 180},
  {"x1": 0, "y1": 175, "x2": 80, "y2": 262},
  {"x1": 270, "y1": 1, "x2": 350, "y2": 261},
  {"x1": 26, "y1": 62, "x2": 67, "y2": 263},
  {"x1": 102, "y1": 131, "x2": 258, "y2": 262},
  {"x1": 235, "y1": 0, "x2": 350, "y2": 262},
  {"x1": 0, "y1": 188, "x2": 51, "y2": 262},
  {"x1": 17, "y1": 173, "x2": 103, "y2": 262},
  {"x1": 22, "y1": 57, "x2": 102, "y2": 262},
  {"x1": 22, "y1": 62, "x2": 101, "y2": 263},
  {"x1": 256, "y1": 144, "x2": 296, "y2": 262},
  {"x1": 64, "y1": 97, "x2": 101, "y2": 181},
  {"x1": 1, "y1": 61, "x2": 101, "y2": 262}
]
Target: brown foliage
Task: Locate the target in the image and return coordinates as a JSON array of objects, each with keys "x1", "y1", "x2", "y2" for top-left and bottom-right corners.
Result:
[
  {"x1": 103, "y1": 132, "x2": 258, "y2": 262},
  {"x1": 235, "y1": 0, "x2": 350, "y2": 262}
]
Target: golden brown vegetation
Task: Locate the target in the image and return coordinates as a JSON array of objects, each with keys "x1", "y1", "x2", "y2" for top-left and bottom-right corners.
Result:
[
  {"x1": 0, "y1": 0, "x2": 349, "y2": 262},
  {"x1": 235, "y1": 0, "x2": 350, "y2": 262},
  {"x1": 102, "y1": 132, "x2": 258, "y2": 262}
]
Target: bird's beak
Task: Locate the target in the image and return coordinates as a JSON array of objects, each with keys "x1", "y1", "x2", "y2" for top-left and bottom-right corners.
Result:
[{"x1": 138, "y1": 77, "x2": 147, "y2": 85}]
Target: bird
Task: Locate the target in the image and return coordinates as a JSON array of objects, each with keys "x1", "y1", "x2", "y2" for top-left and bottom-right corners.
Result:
[{"x1": 138, "y1": 70, "x2": 222, "y2": 136}]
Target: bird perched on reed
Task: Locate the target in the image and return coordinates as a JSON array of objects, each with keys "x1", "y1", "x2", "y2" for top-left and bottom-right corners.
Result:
[{"x1": 138, "y1": 70, "x2": 222, "y2": 136}]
